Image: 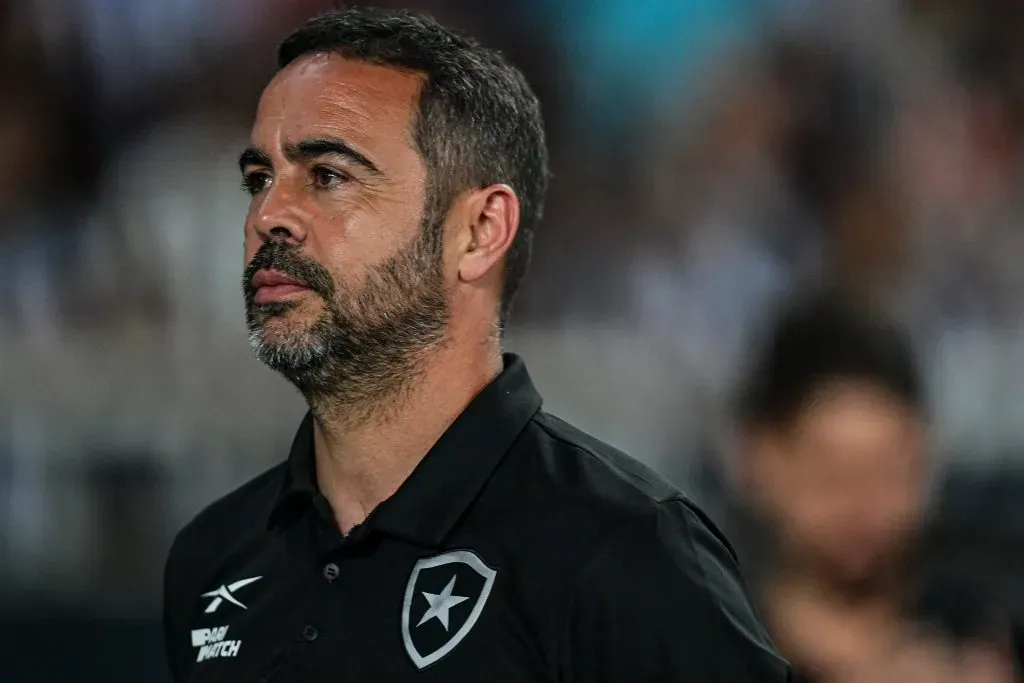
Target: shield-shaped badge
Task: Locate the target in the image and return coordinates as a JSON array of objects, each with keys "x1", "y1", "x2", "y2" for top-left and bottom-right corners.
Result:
[{"x1": 401, "y1": 550, "x2": 497, "y2": 670}]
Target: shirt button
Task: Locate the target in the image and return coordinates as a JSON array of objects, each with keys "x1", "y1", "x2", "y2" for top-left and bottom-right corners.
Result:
[
  {"x1": 323, "y1": 562, "x2": 340, "y2": 582},
  {"x1": 302, "y1": 625, "x2": 319, "y2": 642}
]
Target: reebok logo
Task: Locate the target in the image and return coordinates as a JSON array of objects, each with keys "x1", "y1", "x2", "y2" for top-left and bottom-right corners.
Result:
[
  {"x1": 191, "y1": 625, "x2": 242, "y2": 662},
  {"x1": 201, "y1": 576, "x2": 262, "y2": 613}
]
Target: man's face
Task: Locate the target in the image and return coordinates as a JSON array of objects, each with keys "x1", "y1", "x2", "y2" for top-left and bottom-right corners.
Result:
[
  {"x1": 241, "y1": 54, "x2": 450, "y2": 402},
  {"x1": 749, "y1": 382, "x2": 927, "y2": 588}
]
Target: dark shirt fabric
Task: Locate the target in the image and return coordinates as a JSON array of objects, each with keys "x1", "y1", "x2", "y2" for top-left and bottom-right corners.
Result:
[{"x1": 164, "y1": 354, "x2": 791, "y2": 682}]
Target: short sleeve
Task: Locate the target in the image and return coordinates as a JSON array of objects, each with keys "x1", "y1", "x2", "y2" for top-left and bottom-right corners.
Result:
[{"x1": 561, "y1": 499, "x2": 791, "y2": 682}]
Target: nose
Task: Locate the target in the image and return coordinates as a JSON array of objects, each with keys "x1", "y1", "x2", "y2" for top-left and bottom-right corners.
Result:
[
  {"x1": 268, "y1": 226, "x2": 296, "y2": 241},
  {"x1": 251, "y1": 181, "x2": 309, "y2": 245}
]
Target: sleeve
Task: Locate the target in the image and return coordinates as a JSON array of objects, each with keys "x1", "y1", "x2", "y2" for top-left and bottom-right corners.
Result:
[
  {"x1": 163, "y1": 532, "x2": 193, "y2": 683},
  {"x1": 561, "y1": 499, "x2": 792, "y2": 683}
]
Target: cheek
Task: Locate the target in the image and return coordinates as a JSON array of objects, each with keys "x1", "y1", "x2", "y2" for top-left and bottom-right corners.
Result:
[
  {"x1": 871, "y1": 476, "x2": 925, "y2": 535},
  {"x1": 315, "y1": 230, "x2": 359, "y2": 277},
  {"x1": 244, "y1": 229, "x2": 261, "y2": 263},
  {"x1": 243, "y1": 200, "x2": 265, "y2": 261},
  {"x1": 768, "y1": 462, "x2": 854, "y2": 537},
  {"x1": 781, "y1": 487, "x2": 840, "y2": 539},
  {"x1": 319, "y1": 214, "x2": 422, "y2": 273}
]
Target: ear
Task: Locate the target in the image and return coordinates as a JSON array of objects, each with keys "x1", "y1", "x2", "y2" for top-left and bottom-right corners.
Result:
[{"x1": 455, "y1": 184, "x2": 520, "y2": 284}]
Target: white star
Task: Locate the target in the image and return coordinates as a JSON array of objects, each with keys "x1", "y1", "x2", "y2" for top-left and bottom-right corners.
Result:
[{"x1": 417, "y1": 575, "x2": 470, "y2": 631}]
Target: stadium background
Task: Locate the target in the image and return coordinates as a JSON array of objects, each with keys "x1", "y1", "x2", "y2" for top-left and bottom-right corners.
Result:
[{"x1": 4, "y1": 0, "x2": 1024, "y2": 680}]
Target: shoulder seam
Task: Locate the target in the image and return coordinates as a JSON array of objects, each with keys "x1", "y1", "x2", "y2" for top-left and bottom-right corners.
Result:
[
  {"x1": 672, "y1": 501, "x2": 781, "y2": 677},
  {"x1": 530, "y1": 413, "x2": 676, "y2": 504}
]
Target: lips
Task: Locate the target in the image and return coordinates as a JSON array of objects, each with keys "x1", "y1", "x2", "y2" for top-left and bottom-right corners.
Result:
[
  {"x1": 252, "y1": 269, "x2": 311, "y2": 304},
  {"x1": 252, "y1": 269, "x2": 305, "y2": 289}
]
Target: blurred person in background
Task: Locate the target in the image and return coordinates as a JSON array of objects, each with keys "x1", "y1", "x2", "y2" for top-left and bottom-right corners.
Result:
[
  {"x1": 164, "y1": 7, "x2": 789, "y2": 682},
  {"x1": 0, "y1": 26, "x2": 88, "y2": 337},
  {"x1": 894, "y1": 0, "x2": 1024, "y2": 334},
  {"x1": 730, "y1": 292, "x2": 1015, "y2": 683},
  {"x1": 629, "y1": 35, "x2": 898, "y2": 414}
]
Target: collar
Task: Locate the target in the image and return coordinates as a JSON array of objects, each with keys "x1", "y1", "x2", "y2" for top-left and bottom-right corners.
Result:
[
  {"x1": 267, "y1": 410, "x2": 318, "y2": 528},
  {"x1": 267, "y1": 353, "x2": 543, "y2": 546}
]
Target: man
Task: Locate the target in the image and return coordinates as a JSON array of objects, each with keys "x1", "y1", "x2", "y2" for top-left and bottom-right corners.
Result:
[
  {"x1": 731, "y1": 293, "x2": 1014, "y2": 683},
  {"x1": 162, "y1": 8, "x2": 789, "y2": 682}
]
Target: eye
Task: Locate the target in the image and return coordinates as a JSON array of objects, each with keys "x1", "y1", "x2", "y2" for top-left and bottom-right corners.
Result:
[
  {"x1": 241, "y1": 171, "x2": 271, "y2": 196},
  {"x1": 312, "y1": 166, "x2": 349, "y2": 189}
]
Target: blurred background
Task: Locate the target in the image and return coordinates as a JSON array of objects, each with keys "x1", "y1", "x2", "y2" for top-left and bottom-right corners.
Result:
[{"x1": 4, "y1": 0, "x2": 1024, "y2": 680}]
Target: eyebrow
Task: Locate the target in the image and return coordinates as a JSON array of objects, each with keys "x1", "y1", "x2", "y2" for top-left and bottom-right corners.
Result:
[
  {"x1": 238, "y1": 137, "x2": 383, "y2": 177},
  {"x1": 238, "y1": 147, "x2": 272, "y2": 173}
]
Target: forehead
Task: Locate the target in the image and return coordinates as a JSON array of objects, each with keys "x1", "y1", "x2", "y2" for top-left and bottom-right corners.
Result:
[
  {"x1": 801, "y1": 385, "x2": 908, "y2": 428},
  {"x1": 790, "y1": 385, "x2": 917, "y2": 460},
  {"x1": 252, "y1": 53, "x2": 423, "y2": 155}
]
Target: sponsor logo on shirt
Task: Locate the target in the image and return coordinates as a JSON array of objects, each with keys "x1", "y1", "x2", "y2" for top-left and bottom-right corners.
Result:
[{"x1": 191, "y1": 625, "x2": 242, "y2": 662}]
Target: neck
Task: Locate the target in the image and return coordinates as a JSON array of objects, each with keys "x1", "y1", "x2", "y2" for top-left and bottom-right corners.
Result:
[
  {"x1": 773, "y1": 561, "x2": 904, "y2": 611},
  {"x1": 309, "y1": 336, "x2": 503, "y2": 534},
  {"x1": 766, "y1": 568, "x2": 906, "y2": 682}
]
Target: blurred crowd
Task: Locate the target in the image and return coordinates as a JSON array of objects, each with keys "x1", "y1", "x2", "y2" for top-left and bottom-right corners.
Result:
[{"x1": 5, "y1": 0, "x2": 1024, "y2": 680}]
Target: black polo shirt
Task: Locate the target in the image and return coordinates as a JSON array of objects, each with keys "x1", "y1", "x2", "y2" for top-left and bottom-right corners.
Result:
[{"x1": 163, "y1": 354, "x2": 790, "y2": 682}]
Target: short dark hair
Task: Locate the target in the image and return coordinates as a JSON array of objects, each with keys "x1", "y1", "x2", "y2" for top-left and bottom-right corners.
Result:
[
  {"x1": 278, "y1": 7, "x2": 549, "y2": 327},
  {"x1": 737, "y1": 291, "x2": 924, "y2": 429}
]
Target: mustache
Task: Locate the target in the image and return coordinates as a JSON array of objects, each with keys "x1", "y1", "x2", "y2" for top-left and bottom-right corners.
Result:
[{"x1": 243, "y1": 240, "x2": 335, "y2": 302}]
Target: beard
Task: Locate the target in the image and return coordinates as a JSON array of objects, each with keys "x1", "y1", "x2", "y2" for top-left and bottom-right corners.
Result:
[{"x1": 242, "y1": 220, "x2": 449, "y2": 413}]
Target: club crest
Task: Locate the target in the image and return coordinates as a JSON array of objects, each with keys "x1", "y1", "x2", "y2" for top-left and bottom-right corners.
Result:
[{"x1": 400, "y1": 550, "x2": 497, "y2": 669}]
